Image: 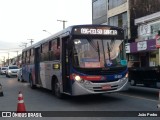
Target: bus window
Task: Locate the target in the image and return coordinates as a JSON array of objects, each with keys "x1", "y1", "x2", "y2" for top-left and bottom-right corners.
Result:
[
  {"x1": 30, "y1": 49, "x2": 35, "y2": 64},
  {"x1": 51, "y1": 39, "x2": 60, "y2": 60},
  {"x1": 26, "y1": 50, "x2": 30, "y2": 64},
  {"x1": 41, "y1": 42, "x2": 49, "y2": 61},
  {"x1": 73, "y1": 39, "x2": 124, "y2": 68},
  {"x1": 22, "y1": 52, "x2": 26, "y2": 64}
]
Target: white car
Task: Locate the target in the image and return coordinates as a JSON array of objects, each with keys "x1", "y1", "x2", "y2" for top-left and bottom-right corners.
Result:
[
  {"x1": 6, "y1": 65, "x2": 19, "y2": 77},
  {"x1": 0, "y1": 67, "x2": 7, "y2": 75}
]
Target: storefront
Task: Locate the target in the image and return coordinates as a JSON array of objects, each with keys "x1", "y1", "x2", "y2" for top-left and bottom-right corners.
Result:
[{"x1": 126, "y1": 39, "x2": 158, "y2": 68}]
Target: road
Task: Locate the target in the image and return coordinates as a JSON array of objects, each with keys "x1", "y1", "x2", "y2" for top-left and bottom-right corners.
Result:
[{"x1": 0, "y1": 75, "x2": 160, "y2": 120}]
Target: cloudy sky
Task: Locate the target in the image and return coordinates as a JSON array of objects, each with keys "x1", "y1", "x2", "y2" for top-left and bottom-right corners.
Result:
[{"x1": 0, "y1": 0, "x2": 92, "y2": 60}]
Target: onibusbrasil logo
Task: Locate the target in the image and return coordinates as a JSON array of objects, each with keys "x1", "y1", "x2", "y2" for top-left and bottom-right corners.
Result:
[{"x1": 1, "y1": 112, "x2": 42, "y2": 117}]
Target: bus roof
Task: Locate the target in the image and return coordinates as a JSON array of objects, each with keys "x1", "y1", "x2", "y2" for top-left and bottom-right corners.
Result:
[{"x1": 22, "y1": 24, "x2": 124, "y2": 52}]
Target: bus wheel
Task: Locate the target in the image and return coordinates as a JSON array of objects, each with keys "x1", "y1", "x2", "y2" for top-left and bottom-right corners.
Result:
[
  {"x1": 54, "y1": 79, "x2": 63, "y2": 98},
  {"x1": 29, "y1": 75, "x2": 36, "y2": 89},
  {"x1": 130, "y1": 79, "x2": 136, "y2": 86}
]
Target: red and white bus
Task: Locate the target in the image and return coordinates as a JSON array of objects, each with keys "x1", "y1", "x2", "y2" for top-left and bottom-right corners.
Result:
[{"x1": 22, "y1": 24, "x2": 128, "y2": 98}]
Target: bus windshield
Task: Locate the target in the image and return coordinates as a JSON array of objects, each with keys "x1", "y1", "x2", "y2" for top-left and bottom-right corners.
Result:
[{"x1": 73, "y1": 38, "x2": 126, "y2": 68}]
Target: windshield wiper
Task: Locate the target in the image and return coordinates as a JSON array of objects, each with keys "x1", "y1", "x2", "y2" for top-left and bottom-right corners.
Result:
[
  {"x1": 107, "y1": 42, "x2": 111, "y2": 60},
  {"x1": 97, "y1": 41, "x2": 100, "y2": 61},
  {"x1": 87, "y1": 39, "x2": 98, "y2": 51},
  {"x1": 106, "y1": 40, "x2": 115, "y2": 61},
  {"x1": 102, "y1": 40, "x2": 114, "y2": 67},
  {"x1": 102, "y1": 40, "x2": 107, "y2": 67},
  {"x1": 87, "y1": 39, "x2": 100, "y2": 62}
]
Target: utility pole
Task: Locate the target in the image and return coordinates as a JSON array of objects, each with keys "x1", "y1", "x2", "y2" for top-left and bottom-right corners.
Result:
[
  {"x1": 14, "y1": 51, "x2": 18, "y2": 66},
  {"x1": 8, "y1": 52, "x2": 9, "y2": 66},
  {"x1": 1, "y1": 56, "x2": 5, "y2": 66},
  {"x1": 57, "y1": 20, "x2": 67, "y2": 29},
  {"x1": 3, "y1": 56, "x2": 5, "y2": 63},
  {"x1": 28, "y1": 39, "x2": 34, "y2": 45}
]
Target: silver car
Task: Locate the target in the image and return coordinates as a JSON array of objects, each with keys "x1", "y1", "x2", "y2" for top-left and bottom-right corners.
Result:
[{"x1": 6, "y1": 65, "x2": 19, "y2": 77}]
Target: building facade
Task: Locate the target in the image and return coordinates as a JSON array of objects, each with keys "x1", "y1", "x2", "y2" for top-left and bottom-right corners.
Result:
[
  {"x1": 92, "y1": 0, "x2": 160, "y2": 68},
  {"x1": 92, "y1": 0, "x2": 160, "y2": 41},
  {"x1": 127, "y1": 11, "x2": 160, "y2": 68}
]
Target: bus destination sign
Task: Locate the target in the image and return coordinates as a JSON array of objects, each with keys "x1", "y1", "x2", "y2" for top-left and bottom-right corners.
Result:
[{"x1": 73, "y1": 27, "x2": 118, "y2": 35}]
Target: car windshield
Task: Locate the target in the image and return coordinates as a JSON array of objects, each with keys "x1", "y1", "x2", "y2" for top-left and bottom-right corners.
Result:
[
  {"x1": 9, "y1": 66, "x2": 18, "y2": 69},
  {"x1": 2, "y1": 68, "x2": 7, "y2": 70},
  {"x1": 73, "y1": 38, "x2": 126, "y2": 68}
]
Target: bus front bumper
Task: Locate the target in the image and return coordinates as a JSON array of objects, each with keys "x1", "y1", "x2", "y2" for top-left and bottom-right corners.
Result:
[{"x1": 71, "y1": 77, "x2": 129, "y2": 96}]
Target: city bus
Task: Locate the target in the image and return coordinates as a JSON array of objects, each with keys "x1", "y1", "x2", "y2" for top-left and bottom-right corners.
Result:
[{"x1": 22, "y1": 24, "x2": 128, "y2": 98}]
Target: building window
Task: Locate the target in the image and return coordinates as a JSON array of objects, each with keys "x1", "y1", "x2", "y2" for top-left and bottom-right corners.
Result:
[
  {"x1": 150, "y1": 22, "x2": 160, "y2": 37},
  {"x1": 118, "y1": 14, "x2": 122, "y2": 27},
  {"x1": 93, "y1": 0, "x2": 107, "y2": 20},
  {"x1": 138, "y1": 21, "x2": 160, "y2": 41},
  {"x1": 108, "y1": 12, "x2": 127, "y2": 27},
  {"x1": 108, "y1": 0, "x2": 127, "y2": 10}
]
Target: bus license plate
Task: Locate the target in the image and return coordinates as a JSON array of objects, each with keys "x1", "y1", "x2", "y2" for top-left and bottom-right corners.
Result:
[{"x1": 102, "y1": 85, "x2": 111, "y2": 90}]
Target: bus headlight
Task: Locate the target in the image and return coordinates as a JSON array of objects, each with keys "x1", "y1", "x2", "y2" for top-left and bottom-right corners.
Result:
[
  {"x1": 74, "y1": 75, "x2": 82, "y2": 81},
  {"x1": 72, "y1": 74, "x2": 84, "y2": 83}
]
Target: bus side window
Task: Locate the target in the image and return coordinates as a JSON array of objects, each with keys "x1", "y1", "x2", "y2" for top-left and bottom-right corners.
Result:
[
  {"x1": 41, "y1": 42, "x2": 49, "y2": 61},
  {"x1": 26, "y1": 50, "x2": 30, "y2": 64},
  {"x1": 30, "y1": 48, "x2": 35, "y2": 64},
  {"x1": 51, "y1": 39, "x2": 60, "y2": 60},
  {"x1": 22, "y1": 52, "x2": 26, "y2": 64}
]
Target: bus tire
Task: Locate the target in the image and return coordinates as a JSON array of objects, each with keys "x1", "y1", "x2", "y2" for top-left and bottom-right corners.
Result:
[
  {"x1": 54, "y1": 78, "x2": 63, "y2": 99},
  {"x1": 29, "y1": 75, "x2": 36, "y2": 89},
  {"x1": 130, "y1": 79, "x2": 136, "y2": 86}
]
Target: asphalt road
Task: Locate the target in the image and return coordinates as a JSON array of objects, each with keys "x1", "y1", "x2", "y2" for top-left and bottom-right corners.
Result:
[{"x1": 0, "y1": 75, "x2": 160, "y2": 120}]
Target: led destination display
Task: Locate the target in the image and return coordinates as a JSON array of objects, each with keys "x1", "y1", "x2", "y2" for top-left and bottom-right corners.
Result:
[{"x1": 73, "y1": 27, "x2": 122, "y2": 35}]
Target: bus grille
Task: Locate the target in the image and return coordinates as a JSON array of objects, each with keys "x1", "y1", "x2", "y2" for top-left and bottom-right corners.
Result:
[
  {"x1": 91, "y1": 79, "x2": 119, "y2": 83},
  {"x1": 77, "y1": 67, "x2": 127, "y2": 75}
]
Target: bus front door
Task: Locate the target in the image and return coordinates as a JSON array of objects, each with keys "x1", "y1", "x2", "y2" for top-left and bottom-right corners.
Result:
[
  {"x1": 34, "y1": 47, "x2": 41, "y2": 85},
  {"x1": 62, "y1": 37, "x2": 71, "y2": 94}
]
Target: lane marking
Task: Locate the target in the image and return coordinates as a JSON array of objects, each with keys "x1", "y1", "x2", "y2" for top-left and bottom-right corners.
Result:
[{"x1": 118, "y1": 93, "x2": 158, "y2": 102}]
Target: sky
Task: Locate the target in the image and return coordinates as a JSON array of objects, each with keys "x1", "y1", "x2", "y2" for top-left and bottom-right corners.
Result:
[{"x1": 0, "y1": 0, "x2": 92, "y2": 61}]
